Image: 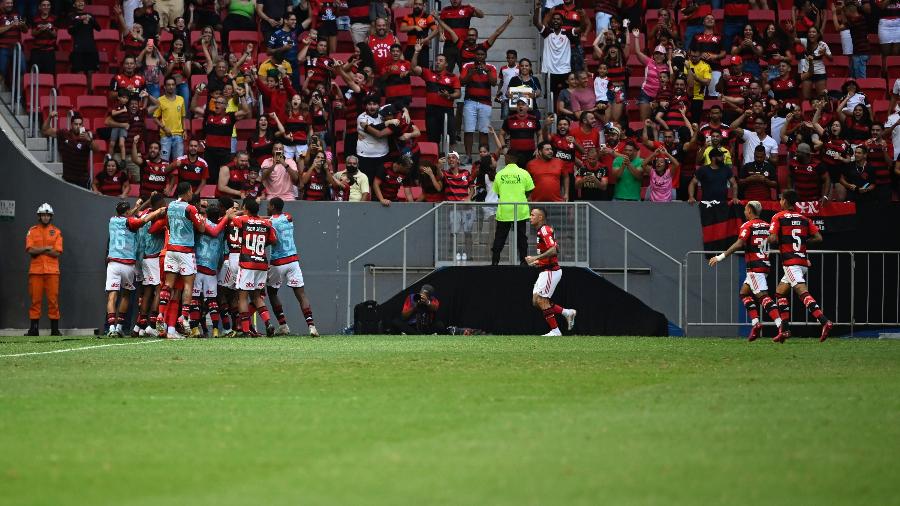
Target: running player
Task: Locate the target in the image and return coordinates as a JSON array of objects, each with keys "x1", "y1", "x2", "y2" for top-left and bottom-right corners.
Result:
[
  {"x1": 105, "y1": 201, "x2": 166, "y2": 337},
  {"x1": 266, "y1": 197, "x2": 319, "y2": 337},
  {"x1": 194, "y1": 202, "x2": 235, "y2": 337},
  {"x1": 524, "y1": 208, "x2": 576, "y2": 336},
  {"x1": 133, "y1": 192, "x2": 168, "y2": 336},
  {"x1": 156, "y1": 182, "x2": 212, "y2": 339},
  {"x1": 768, "y1": 189, "x2": 834, "y2": 342},
  {"x1": 708, "y1": 200, "x2": 784, "y2": 342},
  {"x1": 232, "y1": 198, "x2": 278, "y2": 337}
]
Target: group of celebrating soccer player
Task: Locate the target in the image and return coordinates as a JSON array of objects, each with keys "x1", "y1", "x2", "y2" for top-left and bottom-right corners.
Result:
[
  {"x1": 103, "y1": 181, "x2": 317, "y2": 339},
  {"x1": 709, "y1": 189, "x2": 833, "y2": 342}
]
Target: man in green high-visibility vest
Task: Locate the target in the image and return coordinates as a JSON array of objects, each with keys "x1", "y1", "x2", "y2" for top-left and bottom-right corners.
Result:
[{"x1": 491, "y1": 151, "x2": 534, "y2": 265}]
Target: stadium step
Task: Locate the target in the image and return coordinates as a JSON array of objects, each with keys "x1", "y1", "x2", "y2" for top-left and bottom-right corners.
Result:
[
  {"x1": 25, "y1": 136, "x2": 47, "y2": 151},
  {"x1": 45, "y1": 162, "x2": 63, "y2": 176}
]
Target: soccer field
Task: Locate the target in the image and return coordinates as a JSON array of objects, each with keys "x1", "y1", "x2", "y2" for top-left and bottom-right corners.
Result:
[{"x1": 1, "y1": 335, "x2": 899, "y2": 505}]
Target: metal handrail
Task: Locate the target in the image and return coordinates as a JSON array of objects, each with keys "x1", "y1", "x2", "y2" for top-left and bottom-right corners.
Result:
[
  {"x1": 28, "y1": 64, "x2": 39, "y2": 137},
  {"x1": 11, "y1": 42, "x2": 22, "y2": 115},
  {"x1": 48, "y1": 88, "x2": 58, "y2": 162}
]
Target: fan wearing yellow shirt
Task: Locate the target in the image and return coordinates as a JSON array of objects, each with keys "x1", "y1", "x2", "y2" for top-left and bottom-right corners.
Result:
[
  {"x1": 686, "y1": 49, "x2": 711, "y2": 124},
  {"x1": 153, "y1": 77, "x2": 187, "y2": 162}
]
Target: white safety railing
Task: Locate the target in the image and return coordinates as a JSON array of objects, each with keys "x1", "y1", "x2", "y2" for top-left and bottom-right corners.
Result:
[
  {"x1": 11, "y1": 42, "x2": 22, "y2": 115},
  {"x1": 47, "y1": 88, "x2": 59, "y2": 162},
  {"x1": 28, "y1": 64, "x2": 39, "y2": 137},
  {"x1": 683, "y1": 250, "x2": 900, "y2": 335}
]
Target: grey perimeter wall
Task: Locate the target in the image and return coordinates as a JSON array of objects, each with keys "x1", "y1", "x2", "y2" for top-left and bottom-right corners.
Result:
[{"x1": 1, "y1": 129, "x2": 715, "y2": 335}]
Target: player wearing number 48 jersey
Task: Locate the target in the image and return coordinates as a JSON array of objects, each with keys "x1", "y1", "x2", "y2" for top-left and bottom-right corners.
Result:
[
  {"x1": 266, "y1": 198, "x2": 318, "y2": 337},
  {"x1": 768, "y1": 189, "x2": 833, "y2": 342},
  {"x1": 525, "y1": 208, "x2": 576, "y2": 336},
  {"x1": 708, "y1": 201, "x2": 785, "y2": 342},
  {"x1": 232, "y1": 198, "x2": 278, "y2": 337}
]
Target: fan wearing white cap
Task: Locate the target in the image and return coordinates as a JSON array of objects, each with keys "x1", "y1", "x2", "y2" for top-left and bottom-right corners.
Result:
[{"x1": 25, "y1": 204, "x2": 63, "y2": 336}]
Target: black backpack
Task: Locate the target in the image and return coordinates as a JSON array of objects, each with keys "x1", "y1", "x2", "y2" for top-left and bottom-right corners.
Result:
[{"x1": 353, "y1": 300, "x2": 382, "y2": 335}]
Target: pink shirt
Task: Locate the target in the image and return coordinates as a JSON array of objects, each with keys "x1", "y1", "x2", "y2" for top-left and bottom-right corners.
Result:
[
  {"x1": 262, "y1": 158, "x2": 298, "y2": 201},
  {"x1": 570, "y1": 87, "x2": 598, "y2": 113},
  {"x1": 641, "y1": 61, "x2": 668, "y2": 98},
  {"x1": 648, "y1": 167, "x2": 673, "y2": 202}
]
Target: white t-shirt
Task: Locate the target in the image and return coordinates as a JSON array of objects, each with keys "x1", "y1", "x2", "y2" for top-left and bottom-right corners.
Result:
[
  {"x1": 499, "y1": 65, "x2": 519, "y2": 97},
  {"x1": 540, "y1": 27, "x2": 572, "y2": 75},
  {"x1": 741, "y1": 129, "x2": 779, "y2": 165},
  {"x1": 593, "y1": 76, "x2": 610, "y2": 103},
  {"x1": 770, "y1": 116, "x2": 786, "y2": 145},
  {"x1": 797, "y1": 42, "x2": 831, "y2": 75},
  {"x1": 885, "y1": 112, "x2": 900, "y2": 160},
  {"x1": 356, "y1": 112, "x2": 389, "y2": 158}
]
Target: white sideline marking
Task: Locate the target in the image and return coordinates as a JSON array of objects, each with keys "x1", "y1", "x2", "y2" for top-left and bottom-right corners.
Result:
[{"x1": 0, "y1": 339, "x2": 165, "y2": 358}]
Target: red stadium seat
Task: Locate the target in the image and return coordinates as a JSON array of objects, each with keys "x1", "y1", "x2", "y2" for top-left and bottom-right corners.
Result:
[
  {"x1": 189, "y1": 119, "x2": 204, "y2": 139},
  {"x1": 84, "y1": 5, "x2": 111, "y2": 29},
  {"x1": 857, "y1": 78, "x2": 888, "y2": 100},
  {"x1": 418, "y1": 141, "x2": 439, "y2": 164},
  {"x1": 54, "y1": 50, "x2": 71, "y2": 73},
  {"x1": 95, "y1": 29, "x2": 120, "y2": 57},
  {"x1": 200, "y1": 185, "x2": 216, "y2": 198},
  {"x1": 41, "y1": 95, "x2": 73, "y2": 120},
  {"x1": 625, "y1": 102, "x2": 640, "y2": 123},
  {"x1": 335, "y1": 140, "x2": 345, "y2": 163},
  {"x1": 627, "y1": 77, "x2": 643, "y2": 97},
  {"x1": 886, "y1": 56, "x2": 900, "y2": 80},
  {"x1": 337, "y1": 31, "x2": 355, "y2": 53},
  {"x1": 158, "y1": 31, "x2": 174, "y2": 53},
  {"x1": 777, "y1": 9, "x2": 791, "y2": 22},
  {"x1": 409, "y1": 97, "x2": 426, "y2": 120},
  {"x1": 24, "y1": 74, "x2": 54, "y2": 113},
  {"x1": 644, "y1": 10, "x2": 660, "y2": 36},
  {"x1": 57, "y1": 31, "x2": 72, "y2": 52},
  {"x1": 236, "y1": 119, "x2": 256, "y2": 139},
  {"x1": 873, "y1": 100, "x2": 890, "y2": 122},
  {"x1": 57, "y1": 73, "x2": 88, "y2": 103},
  {"x1": 76, "y1": 95, "x2": 109, "y2": 121},
  {"x1": 228, "y1": 31, "x2": 260, "y2": 56},
  {"x1": 748, "y1": 10, "x2": 775, "y2": 32},
  {"x1": 866, "y1": 58, "x2": 884, "y2": 79},
  {"x1": 410, "y1": 76, "x2": 425, "y2": 97},
  {"x1": 91, "y1": 73, "x2": 115, "y2": 98},
  {"x1": 334, "y1": 119, "x2": 346, "y2": 139},
  {"x1": 829, "y1": 55, "x2": 850, "y2": 78},
  {"x1": 626, "y1": 55, "x2": 643, "y2": 80}
]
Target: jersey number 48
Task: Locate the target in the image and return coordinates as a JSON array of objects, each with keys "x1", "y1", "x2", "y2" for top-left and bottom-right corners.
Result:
[{"x1": 245, "y1": 234, "x2": 266, "y2": 256}]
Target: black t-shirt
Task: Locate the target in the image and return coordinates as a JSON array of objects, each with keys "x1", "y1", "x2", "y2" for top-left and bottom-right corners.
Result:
[
  {"x1": 694, "y1": 164, "x2": 733, "y2": 202},
  {"x1": 843, "y1": 163, "x2": 877, "y2": 197}
]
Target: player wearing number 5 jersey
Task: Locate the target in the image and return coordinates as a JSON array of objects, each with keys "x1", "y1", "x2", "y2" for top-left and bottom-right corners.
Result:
[
  {"x1": 233, "y1": 198, "x2": 278, "y2": 337},
  {"x1": 708, "y1": 201, "x2": 785, "y2": 342},
  {"x1": 525, "y1": 208, "x2": 576, "y2": 336},
  {"x1": 105, "y1": 201, "x2": 166, "y2": 337},
  {"x1": 768, "y1": 189, "x2": 833, "y2": 343},
  {"x1": 266, "y1": 197, "x2": 319, "y2": 337}
]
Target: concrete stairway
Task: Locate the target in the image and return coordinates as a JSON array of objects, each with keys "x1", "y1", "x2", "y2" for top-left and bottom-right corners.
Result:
[{"x1": 0, "y1": 90, "x2": 63, "y2": 176}]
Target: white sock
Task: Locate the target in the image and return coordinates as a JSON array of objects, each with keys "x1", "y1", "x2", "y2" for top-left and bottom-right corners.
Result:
[
  {"x1": 168, "y1": 326, "x2": 176, "y2": 335},
  {"x1": 751, "y1": 318, "x2": 759, "y2": 325},
  {"x1": 774, "y1": 318, "x2": 783, "y2": 327}
]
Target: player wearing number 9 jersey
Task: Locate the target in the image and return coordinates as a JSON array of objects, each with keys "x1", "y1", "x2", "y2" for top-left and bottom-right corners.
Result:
[
  {"x1": 708, "y1": 201, "x2": 784, "y2": 342},
  {"x1": 768, "y1": 189, "x2": 832, "y2": 343},
  {"x1": 266, "y1": 197, "x2": 319, "y2": 337},
  {"x1": 233, "y1": 198, "x2": 278, "y2": 336}
]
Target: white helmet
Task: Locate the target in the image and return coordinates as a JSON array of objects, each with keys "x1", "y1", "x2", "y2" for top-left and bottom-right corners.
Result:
[{"x1": 36, "y1": 203, "x2": 54, "y2": 215}]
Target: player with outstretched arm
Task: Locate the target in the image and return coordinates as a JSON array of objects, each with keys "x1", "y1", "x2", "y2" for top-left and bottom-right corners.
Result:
[
  {"x1": 768, "y1": 189, "x2": 833, "y2": 342},
  {"x1": 525, "y1": 208, "x2": 576, "y2": 336},
  {"x1": 266, "y1": 197, "x2": 319, "y2": 337},
  {"x1": 708, "y1": 200, "x2": 785, "y2": 342}
]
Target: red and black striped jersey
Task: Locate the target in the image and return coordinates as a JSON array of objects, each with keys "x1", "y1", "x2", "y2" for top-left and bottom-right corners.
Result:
[
  {"x1": 382, "y1": 59, "x2": 413, "y2": 100},
  {"x1": 442, "y1": 168, "x2": 472, "y2": 201},
  {"x1": 217, "y1": 160, "x2": 248, "y2": 197},
  {"x1": 723, "y1": 72, "x2": 753, "y2": 99},
  {"x1": 375, "y1": 166, "x2": 410, "y2": 201},
  {"x1": 461, "y1": 63, "x2": 496, "y2": 105},
  {"x1": 0, "y1": 11, "x2": 25, "y2": 48},
  {"x1": 139, "y1": 159, "x2": 169, "y2": 197},
  {"x1": 769, "y1": 211, "x2": 819, "y2": 266},
  {"x1": 863, "y1": 139, "x2": 893, "y2": 186},
  {"x1": 789, "y1": 159, "x2": 825, "y2": 201},
  {"x1": 724, "y1": 0, "x2": 749, "y2": 19},
  {"x1": 691, "y1": 33, "x2": 724, "y2": 69},
  {"x1": 174, "y1": 155, "x2": 209, "y2": 191},
  {"x1": 819, "y1": 138, "x2": 851, "y2": 170},
  {"x1": 770, "y1": 76, "x2": 800, "y2": 105},
  {"x1": 303, "y1": 55, "x2": 334, "y2": 89},
  {"x1": 549, "y1": 4, "x2": 584, "y2": 44},
  {"x1": 95, "y1": 170, "x2": 129, "y2": 196},
  {"x1": 303, "y1": 169, "x2": 330, "y2": 201},
  {"x1": 203, "y1": 111, "x2": 237, "y2": 149},
  {"x1": 346, "y1": 0, "x2": 370, "y2": 24},
  {"x1": 233, "y1": 215, "x2": 278, "y2": 271},
  {"x1": 248, "y1": 135, "x2": 274, "y2": 165},
  {"x1": 111, "y1": 73, "x2": 146, "y2": 93},
  {"x1": 458, "y1": 40, "x2": 490, "y2": 67},
  {"x1": 422, "y1": 69, "x2": 459, "y2": 108},
  {"x1": 30, "y1": 14, "x2": 58, "y2": 51},
  {"x1": 283, "y1": 111, "x2": 309, "y2": 145},
  {"x1": 536, "y1": 224, "x2": 560, "y2": 271},
  {"x1": 502, "y1": 113, "x2": 540, "y2": 153},
  {"x1": 738, "y1": 218, "x2": 771, "y2": 273},
  {"x1": 439, "y1": 4, "x2": 476, "y2": 41}
]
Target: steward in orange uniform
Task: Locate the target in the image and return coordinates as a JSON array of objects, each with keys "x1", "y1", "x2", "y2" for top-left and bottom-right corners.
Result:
[{"x1": 25, "y1": 203, "x2": 63, "y2": 336}]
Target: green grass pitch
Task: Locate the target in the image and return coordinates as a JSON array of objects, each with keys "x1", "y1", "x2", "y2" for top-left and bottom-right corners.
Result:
[{"x1": 1, "y1": 335, "x2": 899, "y2": 505}]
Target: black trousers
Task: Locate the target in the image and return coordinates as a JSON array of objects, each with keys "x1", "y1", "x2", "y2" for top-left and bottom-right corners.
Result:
[
  {"x1": 358, "y1": 154, "x2": 385, "y2": 185},
  {"x1": 391, "y1": 317, "x2": 446, "y2": 335},
  {"x1": 443, "y1": 42, "x2": 460, "y2": 73},
  {"x1": 491, "y1": 219, "x2": 528, "y2": 265},
  {"x1": 425, "y1": 105, "x2": 455, "y2": 144}
]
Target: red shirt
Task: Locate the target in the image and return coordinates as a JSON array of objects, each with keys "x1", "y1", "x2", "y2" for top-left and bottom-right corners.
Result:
[
  {"x1": 368, "y1": 33, "x2": 400, "y2": 74},
  {"x1": 571, "y1": 125, "x2": 600, "y2": 163},
  {"x1": 442, "y1": 168, "x2": 472, "y2": 201},
  {"x1": 217, "y1": 160, "x2": 248, "y2": 197},
  {"x1": 232, "y1": 215, "x2": 278, "y2": 271},
  {"x1": 96, "y1": 170, "x2": 128, "y2": 196},
  {"x1": 549, "y1": 134, "x2": 577, "y2": 175},
  {"x1": 111, "y1": 73, "x2": 146, "y2": 94},
  {"x1": 139, "y1": 159, "x2": 169, "y2": 197},
  {"x1": 303, "y1": 54, "x2": 334, "y2": 89},
  {"x1": 174, "y1": 155, "x2": 209, "y2": 191},
  {"x1": 527, "y1": 158, "x2": 565, "y2": 202},
  {"x1": 203, "y1": 110, "x2": 237, "y2": 150},
  {"x1": 375, "y1": 166, "x2": 410, "y2": 202},
  {"x1": 382, "y1": 59, "x2": 413, "y2": 100},
  {"x1": 422, "y1": 69, "x2": 459, "y2": 108},
  {"x1": 303, "y1": 168, "x2": 330, "y2": 201},
  {"x1": 769, "y1": 211, "x2": 819, "y2": 267},
  {"x1": 738, "y1": 218, "x2": 771, "y2": 273},
  {"x1": 439, "y1": 4, "x2": 476, "y2": 41},
  {"x1": 535, "y1": 224, "x2": 560, "y2": 271},
  {"x1": 461, "y1": 63, "x2": 496, "y2": 105},
  {"x1": 502, "y1": 113, "x2": 540, "y2": 153}
]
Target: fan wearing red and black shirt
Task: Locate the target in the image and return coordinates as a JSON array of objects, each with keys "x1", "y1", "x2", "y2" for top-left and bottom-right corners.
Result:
[
  {"x1": 862, "y1": 125, "x2": 894, "y2": 204},
  {"x1": 412, "y1": 48, "x2": 461, "y2": 144},
  {"x1": 690, "y1": 15, "x2": 726, "y2": 97},
  {"x1": 131, "y1": 135, "x2": 173, "y2": 198},
  {"x1": 93, "y1": 158, "x2": 131, "y2": 197},
  {"x1": 788, "y1": 143, "x2": 830, "y2": 204},
  {"x1": 29, "y1": 0, "x2": 57, "y2": 74},
  {"x1": 525, "y1": 208, "x2": 576, "y2": 337},
  {"x1": 232, "y1": 198, "x2": 278, "y2": 337},
  {"x1": 708, "y1": 200, "x2": 784, "y2": 342},
  {"x1": 373, "y1": 155, "x2": 415, "y2": 206},
  {"x1": 738, "y1": 145, "x2": 778, "y2": 201},
  {"x1": 768, "y1": 61, "x2": 801, "y2": 108},
  {"x1": 298, "y1": 36, "x2": 335, "y2": 91},
  {"x1": 110, "y1": 57, "x2": 147, "y2": 102},
  {"x1": 256, "y1": 70, "x2": 297, "y2": 124},
  {"x1": 460, "y1": 48, "x2": 498, "y2": 162},
  {"x1": 368, "y1": 17, "x2": 400, "y2": 75},
  {"x1": 399, "y1": 1, "x2": 437, "y2": 67},
  {"x1": 437, "y1": 0, "x2": 484, "y2": 72},
  {"x1": 768, "y1": 189, "x2": 833, "y2": 342},
  {"x1": 169, "y1": 139, "x2": 210, "y2": 193},
  {"x1": 542, "y1": 115, "x2": 583, "y2": 199},
  {"x1": 439, "y1": 13, "x2": 513, "y2": 70},
  {"x1": 527, "y1": 142, "x2": 568, "y2": 202},
  {"x1": 0, "y1": 1, "x2": 26, "y2": 79},
  {"x1": 502, "y1": 99, "x2": 541, "y2": 167},
  {"x1": 379, "y1": 44, "x2": 413, "y2": 105},
  {"x1": 299, "y1": 150, "x2": 340, "y2": 201},
  {"x1": 191, "y1": 85, "x2": 253, "y2": 183}
]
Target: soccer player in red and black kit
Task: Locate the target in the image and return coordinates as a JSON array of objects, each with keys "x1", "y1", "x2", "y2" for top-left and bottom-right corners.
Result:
[
  {"x1": 768, "y1": 189, "x2": 833, "y2": 342},
  {"x1": 708, "y1": 201, "x2": 785, "y2": 342},
  {"x1": 231, "y1": 198, "x2": 278, "y2": 337},
  {"x1": 525, "y1": 208, "x2": 576, "y2": 336}
]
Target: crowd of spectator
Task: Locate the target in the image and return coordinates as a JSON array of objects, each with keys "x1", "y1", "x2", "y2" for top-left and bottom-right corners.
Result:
[{"x1": 1, "y1": 0, "x2": 898, "y2": 207}]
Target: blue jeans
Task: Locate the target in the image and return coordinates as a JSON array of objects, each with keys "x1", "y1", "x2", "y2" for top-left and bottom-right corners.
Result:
[
  {"x1": 160, "y1": 135, "x2": 184, "y2": 162},
  {"x1": 851, "y1": 55, "x2": 869, "y2": 78},
  {"x1": 176, "y1": 82, "x2": 190, "y2": 114},
  {"x1": 684, "y1": 25, "x2": 704, "y2": 51},
  {"x1": 724, "y1": 21, "x2": 745, "y2": 51},
  {"x1": 0, "y1": 45, "x2": 25, "y2": 81}
]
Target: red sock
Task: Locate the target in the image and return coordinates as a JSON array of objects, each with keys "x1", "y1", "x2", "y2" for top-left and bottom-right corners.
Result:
[
  {"x1": 742, "y1": 296, "x2": 759, "y2": 322},
  {"x1": 180, "y1": 303, "x2": 190, "y2": 321},
  {"x1": 208, "y1": 300, "x2": 220, "y2": 327},
  {"x1": 777, "y1": 296, "x2": 791, "y2": 323},
  {"x1": 542, "y1": 307, "x2": 558, "y2": 330},
  {"x1": 106, "y1": 313, "x2": 116, "y2": 327},
  {"x1": 116, "y1": 313, "x2": 126, "y2": 325},
  {"x1": 240, "y1": 312, "x2": 251, "y2": 332},
  {"x1": 189, "y1": 298, "x2": 201, "y2": 323},
  {"x1": 760, "y1": 296, "x2": 781, "y2": 322},
  {"x1": 274, "y1": 305, "x2": 287, "y2": 325},
  {"x1": 550, "y1": 304, "x2": 563, "y2": 315},
  {"x1": 157, "y1": 286, "x2": 171, "y2": 320},
  {"x1": 258, "y1": 306, "x2": 271, "y2": 327},
  {"x1": 166, "y1": 301, "x2": 180, "y2": 327},
  {"x1": 800, "y1": 291, "x2": 827, "y2": 324},
  {"x1": 303, "y1": 307, "x2": 315, "y2": 326}
]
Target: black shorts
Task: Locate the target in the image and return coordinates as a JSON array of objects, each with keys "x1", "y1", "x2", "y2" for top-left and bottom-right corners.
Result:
[
  {"x1": 317, "y1": 19, "x2": 338, "y2": 37},
  {"x1": 71, "y1": 51, "x2": 99, "y2": 73}
]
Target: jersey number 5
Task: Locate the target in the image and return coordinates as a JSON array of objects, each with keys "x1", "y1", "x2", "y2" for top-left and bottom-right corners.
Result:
[
  {"x1": 791, "y1": 229, "x2": 802, "y2": 252},
  {"x1": 246, "y1": 234, "x2": 266, "y2": 256}
]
